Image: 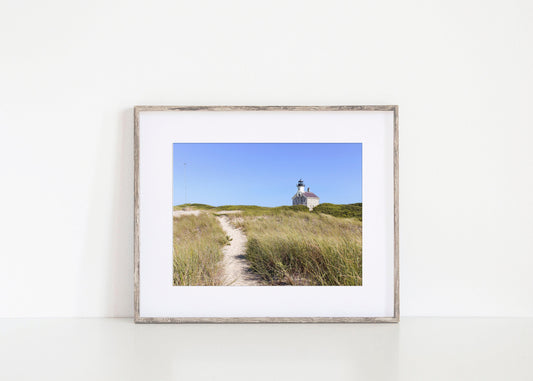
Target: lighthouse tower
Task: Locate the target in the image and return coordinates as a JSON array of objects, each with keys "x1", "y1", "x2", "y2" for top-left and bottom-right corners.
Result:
[{"x1": 297, "y1": 179, "x2": 305, "y2": 193}]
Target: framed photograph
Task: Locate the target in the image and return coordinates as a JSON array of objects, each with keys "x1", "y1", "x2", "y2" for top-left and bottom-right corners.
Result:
[{"x1": 134, "y1": 106, "x2": 399, "y2": 323}]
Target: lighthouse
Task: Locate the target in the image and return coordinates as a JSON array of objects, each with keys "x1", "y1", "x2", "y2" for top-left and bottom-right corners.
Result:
[{"x1": 291, "y1": 179, "x2": 320, "y2": 211}]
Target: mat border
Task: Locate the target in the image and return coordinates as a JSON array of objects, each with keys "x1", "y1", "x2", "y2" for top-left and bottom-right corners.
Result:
[{"x1": 134, "y1": 105, "x2": 399, "y2": 323}]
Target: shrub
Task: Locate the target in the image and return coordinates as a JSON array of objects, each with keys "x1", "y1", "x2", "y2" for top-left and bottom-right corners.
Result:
[{"x1": 313, "y1": 203, "x2": 362, "y2": 220}]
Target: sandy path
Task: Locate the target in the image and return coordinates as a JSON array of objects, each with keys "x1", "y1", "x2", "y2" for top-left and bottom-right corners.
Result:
[{"x1": 216, "y1": 215, "x2": 262, "y2": 286}]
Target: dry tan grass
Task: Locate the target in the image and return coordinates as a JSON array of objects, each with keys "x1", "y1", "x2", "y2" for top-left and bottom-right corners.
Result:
[
  {"x1": 173, "y1": 213, "x2": 229, "y2": 286},
  {"x1": 228, "y1": 211, "x2": 362, "y2": 286}
]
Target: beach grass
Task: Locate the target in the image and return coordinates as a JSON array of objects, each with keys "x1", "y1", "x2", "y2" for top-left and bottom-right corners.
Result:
[
  {"x1": 172, "y1": 213, "x2": 229, "y2": 286},
  {"x1": 227, "y1": 210, "x2": 362, "y2": 286},
  {"x1": 172, "y1": 204, "x2": 363, "y2": 286}
]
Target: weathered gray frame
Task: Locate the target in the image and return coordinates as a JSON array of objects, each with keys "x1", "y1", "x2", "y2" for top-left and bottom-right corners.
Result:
[{"x1": 134, "y1": 105, "x2": 399, "y2": 323}]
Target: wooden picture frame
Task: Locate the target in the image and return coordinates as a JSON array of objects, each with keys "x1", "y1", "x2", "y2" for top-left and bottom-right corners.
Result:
[{"x1": 134, "y1": 106, "x2": 399, "y2": 323}]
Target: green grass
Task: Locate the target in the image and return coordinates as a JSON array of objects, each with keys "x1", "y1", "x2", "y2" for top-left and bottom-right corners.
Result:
[
  {"x1": 173, "y1": 203, "x2": 214, "y2": 211},
  {"x1": 312, "y1": 203, "x2": 362, "y2": 219},
  {"x1": 174, "y1": 203, "x2": 358, "y2": 218},
  {"x1": 173, "y1": 213, "x2": 229, "y2": 286},
  {"x1": 227, "y1": 211, "x2": 362, "y2": 286}
]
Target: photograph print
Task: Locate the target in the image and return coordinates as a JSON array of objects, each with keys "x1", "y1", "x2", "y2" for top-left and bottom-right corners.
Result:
[{"x1": 172, "y1": 143, "x2": 363, "y2": 286}]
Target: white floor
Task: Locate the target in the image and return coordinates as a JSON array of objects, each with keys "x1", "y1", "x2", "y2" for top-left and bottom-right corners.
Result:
[{"x1": 1, "y1": 318, "x2": 531, "y2": 380}]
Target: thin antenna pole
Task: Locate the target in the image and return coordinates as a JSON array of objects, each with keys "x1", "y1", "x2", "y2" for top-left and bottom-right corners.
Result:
[{"x1": 184, "y1": 162, "x2": 187, "y2": 205}]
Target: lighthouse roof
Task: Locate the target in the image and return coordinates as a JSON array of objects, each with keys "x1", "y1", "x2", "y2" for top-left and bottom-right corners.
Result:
[{"x1": 303, "y1": 192, "x2": 318, "y2": 198}]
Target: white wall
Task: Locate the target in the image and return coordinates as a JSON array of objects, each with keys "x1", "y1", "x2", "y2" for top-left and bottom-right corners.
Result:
[{"x1": 1, "y1": 0, "x2": 532, "y2": 318}]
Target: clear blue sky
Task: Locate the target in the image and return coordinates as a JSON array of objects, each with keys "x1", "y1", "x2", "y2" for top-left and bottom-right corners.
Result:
[{"x1": 173, "y1": 143, "x2": 362, "y2": 207}]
